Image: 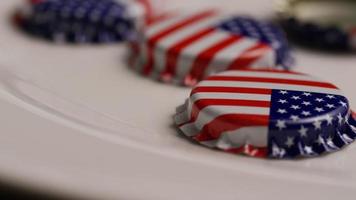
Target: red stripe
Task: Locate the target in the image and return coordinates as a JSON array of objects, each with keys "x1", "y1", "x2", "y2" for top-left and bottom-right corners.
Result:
[
  {"x1": 206, "y1": 76, "x2": 338, "y2": 89},
  {"x1": 29, "y1": 0, "x2": 43, "y2": 4},
  {"x1": 160, "y1": 27, "x2": 216, "y2": 81},
  {"x1": 193, "y1": 99, "x2": 270, "y2": 110},
  {"x1": 128, "y1": 42, "x2": 140, "y2": 67},
  {"x1": 193, "y1": 114, "x2": 269, "y2": 141},
  {"x1": 130, "y1": 42, "x2": 140, "y2": 54},
  {"x1": 225, "y1": 145, "x2": 268, "y2": 158},
  {"x1": 147, "y1": 13, "x2": 174, "y2": 26},
  {"x1": 128, "y1": 54, "x2": 137, "y2": 67},
  {"x1": 142, "y1": 10, "x2": 216, "y2": 75},
  {"x1": 227, "y1": 43, "x2": 271, "y2": 70},
  {"x1": 136, "y1": 0, "x2": 153, "y2": 21},
  {"x1": 186, "y1": 35, "x2": 243, "y2": 82},
  {"x1": 351, "y1": 27, "x2": 356, "y2": 35},
  {"x1": 13, "y1": 11, "x2": 24, "y2": 26},
  {"x1": 148, "y1": 10, "x2": 216, "y2": 44},
  {"x1": 191, "y1": 86, "x2": 272, "y2": 96},
  {"x1": 179, "y1": 99, "x2": 270, "y2": 126},
  {"x1": 228, "y1": 68, "x2": 304, "y2": 75}
]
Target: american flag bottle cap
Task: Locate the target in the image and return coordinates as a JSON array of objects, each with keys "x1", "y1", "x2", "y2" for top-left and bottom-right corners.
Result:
[
  {"x1": 14, "y1": 0, "x2": 156, "y2": 44},
  {"x1": 175, "y1": 69, "x2": 356, "y2": 159},
  {"x1": 130, "y1": 10, "x2": 293, "y2": 86}
]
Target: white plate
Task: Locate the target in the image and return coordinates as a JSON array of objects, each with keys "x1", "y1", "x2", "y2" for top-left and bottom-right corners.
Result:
[{"x1": 0, "y1": 0, "x2": 356, "y2": 199}]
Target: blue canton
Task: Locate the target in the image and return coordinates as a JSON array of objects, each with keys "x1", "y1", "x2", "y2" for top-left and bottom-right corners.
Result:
[
  {"x1": 268, "y1": 90, "x2": 356, "y2": 158},
  {"x1": 218, "y1": 16, "x2": 294, "y2": 69},
  {"x1": 25, "y1": 0, "x2": 133, "y2": 43}
]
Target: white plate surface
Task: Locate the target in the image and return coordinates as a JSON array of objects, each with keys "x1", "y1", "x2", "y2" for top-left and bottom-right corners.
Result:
[{"x1": 0, "y1": 0, "x2": 356, "y2": 199}]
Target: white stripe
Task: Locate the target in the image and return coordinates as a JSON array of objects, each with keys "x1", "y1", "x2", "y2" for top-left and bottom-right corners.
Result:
[
  {"x1": 200, "y1": 126, "x2": 268, "y2": 148},
  {"x1": 155, "y1": 16, "x2": 220, "y2": 47},
  {"x1": 134, "y1": 42, "x2": 148, "y2": 72},
  {"x1": 180, "y1": 105, "x2": 269, "y2": 137},
  {"x1": 191, "y1": 92, "x2": 271, "y2": 102},
  {"x1": 188, "y1": 92, "x2": 270, "y2": 123},
  {"x1": 203, "y1": 38, "x2": 258, "y2": 77},
  {"x1": 176, "y1": 100, "x2": 189, "y2": 113},
  {"x1": 175, "y1": 93, "x2": 271, "y2": 125},
  {"x1": 248, "y1": 47, "x2": 275, "y2": 68},
  {"x1": 175, "y1": 110, "x2": 189, "y2": 125},
  {"x1": 146, "y1": 13, "x2": 189, "y2": 37},
  {"x1": 198, "y1": 81, "x2": 341, "y2": 95},
  {"x1": 129, "y1": 42, "x2": 145, "y2": 71},
  {"x1": 132, "y1": 54, "x2": 142, "y2": 72},
  {"x1": 215, "y1": 70, "x2": 321, "y2": 82},
  {"x1": 150, "y1": 46, "x2": 166, "y2": 75},
  {"x1": 128, "y1": 43, "x2": 140, "y2": 71},
  {"x1": 146, "y1": 10, "x2": 215, "y2": 38},
  {"x1": 175, "y1": 31, "x2": 231, "y2": 79},
  {"x1": 151, "y1": 16, "x2": 222, "y2": 73}
]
